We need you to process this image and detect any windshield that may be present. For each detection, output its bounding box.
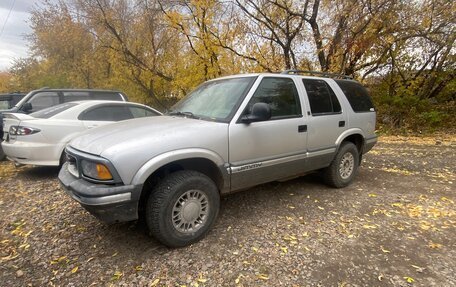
[170,76,256,122]
[30,102,79,119]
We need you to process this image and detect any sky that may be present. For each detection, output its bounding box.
[0,0,35,71]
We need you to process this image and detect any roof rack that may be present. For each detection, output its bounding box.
[281,70,353,80]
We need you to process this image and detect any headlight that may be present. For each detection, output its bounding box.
[81,160,113,180]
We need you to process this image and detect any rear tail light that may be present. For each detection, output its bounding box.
[9,126,41,136]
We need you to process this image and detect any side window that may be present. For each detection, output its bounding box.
[129,106,159,118]
[79,105,134,121]
[92,92,123,101]
[303,79,341,115]
[335,80,374,112]
[28,92,60,111]
[246,77,301,119]
[0,100,9,109]
[63,91,90,102]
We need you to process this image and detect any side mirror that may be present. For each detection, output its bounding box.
[241,102,271,124]
[22,102,32,113]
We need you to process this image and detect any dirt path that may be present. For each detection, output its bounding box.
[0,136,455,287]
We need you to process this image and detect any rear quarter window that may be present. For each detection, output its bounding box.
[335,80,374,112]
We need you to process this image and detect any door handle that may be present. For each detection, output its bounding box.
[298,125,307,133]
[339,121,345,127]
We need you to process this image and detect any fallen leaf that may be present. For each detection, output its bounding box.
[404,276,415,283]
[135,265,143,271]
[150,278,160,286]
[71,266,78,274]
[411,265,425,273]
[363,224,377,229]
[428,242,442,249]
[197,275,207,283]
[380,246,390,253]
[256,274,269,280]
[112,271,123,281]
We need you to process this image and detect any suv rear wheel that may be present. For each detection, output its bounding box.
[146,170,220,247]
[323,142,359,188]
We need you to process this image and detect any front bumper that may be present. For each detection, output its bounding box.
[59,163,143,224]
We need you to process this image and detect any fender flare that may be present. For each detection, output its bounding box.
[335,128,365,151]
[131,148,227,186]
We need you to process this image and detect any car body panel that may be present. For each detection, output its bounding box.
[69,116,229,184]
[1,101,161,166]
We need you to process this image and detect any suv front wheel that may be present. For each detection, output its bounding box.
[146,170,220,247]
[323,142,359,188]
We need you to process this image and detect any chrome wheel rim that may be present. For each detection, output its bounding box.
[172,190,209,233]
[339,152,354,179]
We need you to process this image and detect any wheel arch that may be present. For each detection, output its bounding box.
[335,129,365,154]
[133,149,228,219]
[132,148,229,191]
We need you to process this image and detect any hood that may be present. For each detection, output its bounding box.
[69,115,229,164]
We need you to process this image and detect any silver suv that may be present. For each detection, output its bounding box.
[59,71,377,247]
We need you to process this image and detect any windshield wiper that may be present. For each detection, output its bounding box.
[168,110,199,119]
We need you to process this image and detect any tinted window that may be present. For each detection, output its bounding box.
[31,103,79,119]
[247,77,301,119]
[335,80,374,112]
[0,100,9,109]
[28,92,60,111]
[303,79,341,115]
[63,91,90,102]
[129,106,159,118]
[92,92,123,101]
[79,105,134,121]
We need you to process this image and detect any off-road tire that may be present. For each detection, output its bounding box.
[146,170,220,247]
[323,142,359,188]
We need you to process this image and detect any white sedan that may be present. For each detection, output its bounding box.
[1,101,161,166]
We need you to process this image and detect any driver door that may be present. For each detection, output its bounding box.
[229,77,308,191]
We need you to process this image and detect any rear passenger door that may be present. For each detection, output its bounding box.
[302,79,347,165]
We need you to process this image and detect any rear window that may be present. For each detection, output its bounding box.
[0,99,9,109]
[335,80,374,112]
[62,91,90,102]
[92,92,124,101]
[30,103,79,119]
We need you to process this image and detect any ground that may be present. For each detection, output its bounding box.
[0,136,455,287]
